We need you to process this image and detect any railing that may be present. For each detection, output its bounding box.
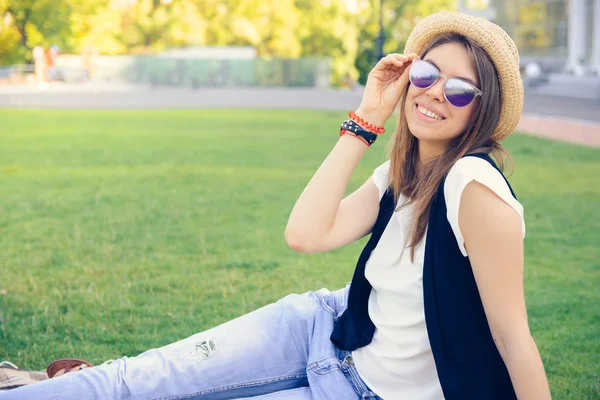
[0,64,35,82]
[124,57,330,88]
[34,56,332,88]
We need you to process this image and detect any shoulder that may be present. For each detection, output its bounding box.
[445,156,508,191]
[444,156,518,207]
[443,156,525,256]
[372,160,391,201]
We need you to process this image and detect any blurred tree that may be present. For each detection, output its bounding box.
[75,2,127,55]
[75,0,203,54]
[295,0,359,86]
[192,0,301,57]
[1,0,74,62]
[0,9,22,65]
[515,2,549,54]
[0,0,457,85]
[68,0,111,51]
[355,0,456,84]
[355,0,380,85]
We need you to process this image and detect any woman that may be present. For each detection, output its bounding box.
[1,12,551,400]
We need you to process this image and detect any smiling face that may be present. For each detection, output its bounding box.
[404,42,480,156]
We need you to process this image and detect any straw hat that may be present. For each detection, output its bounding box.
[404,12,524,141]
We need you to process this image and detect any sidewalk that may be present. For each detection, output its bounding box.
[1,84,599,148]
[517,115,600,148]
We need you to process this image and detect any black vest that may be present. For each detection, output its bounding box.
[330,154,517,400]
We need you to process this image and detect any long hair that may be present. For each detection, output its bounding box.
[387,33,512,259]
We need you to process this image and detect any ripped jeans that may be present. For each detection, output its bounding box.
[1,285,382,400]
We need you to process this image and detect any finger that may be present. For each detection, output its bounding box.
[390,59,404,68]
[385,55,405,70]
[389,53,420,70]
[393,65,412,93]
[371,54,415,77]
[375,54,403,70]
[390,53,409,61]
[388,57,415,75]
[53,368,66,377]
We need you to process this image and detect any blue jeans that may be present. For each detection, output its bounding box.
[1,285,381,399]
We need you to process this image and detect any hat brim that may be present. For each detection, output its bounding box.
[404,12,523,141]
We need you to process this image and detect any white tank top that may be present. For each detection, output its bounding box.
[352,157,526,400]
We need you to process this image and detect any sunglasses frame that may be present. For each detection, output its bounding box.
[409,59,483,108]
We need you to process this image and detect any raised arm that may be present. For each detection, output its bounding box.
[284,135,380,254]
[285,53,419,254]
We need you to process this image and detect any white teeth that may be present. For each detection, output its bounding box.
[417,105,443,120]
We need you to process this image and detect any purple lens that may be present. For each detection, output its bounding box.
[409,60,439,89]
[444,78,476,107]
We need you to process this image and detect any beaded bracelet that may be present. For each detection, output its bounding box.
[349,111,386,134]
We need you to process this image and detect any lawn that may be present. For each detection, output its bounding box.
[0,109,598,398]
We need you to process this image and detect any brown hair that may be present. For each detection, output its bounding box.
[387,33,512,259]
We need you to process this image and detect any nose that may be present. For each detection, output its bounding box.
[426,76,446,103]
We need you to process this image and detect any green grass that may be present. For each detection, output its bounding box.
[0,109,598,398]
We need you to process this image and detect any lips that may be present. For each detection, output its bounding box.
[414,104,446,124]
[416,103,446,120]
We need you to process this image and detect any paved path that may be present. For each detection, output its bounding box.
[1,84,599,148]
[0,85,365,111]
[517,115,600,147]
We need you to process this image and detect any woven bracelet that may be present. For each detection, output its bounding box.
[348,111,385,134]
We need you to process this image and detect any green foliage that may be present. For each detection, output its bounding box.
[0,0,455,84]
[1,0,74,60]
[0,17,22,65]
[354,0,457,85]
[195,0,302,57]
[295,0,359,86]
[0,109,598,399]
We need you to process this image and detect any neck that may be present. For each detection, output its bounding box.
[418,139,448,164]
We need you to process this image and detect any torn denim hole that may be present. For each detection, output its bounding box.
[181,339,218,363]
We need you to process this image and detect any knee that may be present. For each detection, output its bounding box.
[275,292,320,325]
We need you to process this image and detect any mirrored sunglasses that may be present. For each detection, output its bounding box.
[409,59,483,108]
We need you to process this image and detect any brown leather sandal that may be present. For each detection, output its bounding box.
[46,358,93,378]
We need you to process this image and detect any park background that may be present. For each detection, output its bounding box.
[0,0,599,399]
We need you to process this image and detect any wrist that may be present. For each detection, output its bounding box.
[354,107,388,129]
[339,131,371,148]
[340,119,378,147]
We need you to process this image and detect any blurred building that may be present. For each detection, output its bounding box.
[459,0,600,100]
[159,47,257,60]
[458,0,600,75]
